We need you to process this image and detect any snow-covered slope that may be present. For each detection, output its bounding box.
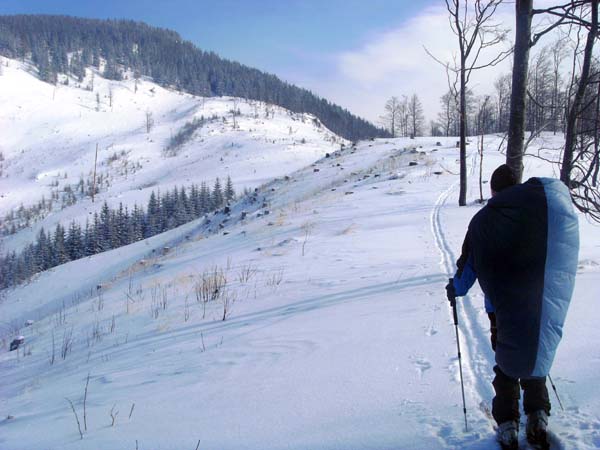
[1,129,599,449]
[0,57,344,252]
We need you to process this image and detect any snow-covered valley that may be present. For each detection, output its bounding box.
[1,58,600,450]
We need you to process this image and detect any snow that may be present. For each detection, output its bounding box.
[0,58,344,253]
[1,60,600,449]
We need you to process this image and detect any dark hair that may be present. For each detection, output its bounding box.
[491,164,517,193]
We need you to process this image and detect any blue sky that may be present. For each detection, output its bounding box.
[0,1,435,71]
[0,0,508,123]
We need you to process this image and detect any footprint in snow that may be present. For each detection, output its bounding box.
[425,325,438,337]
[577,258,599,272]
[410,355,432,377]
[428,417,484,448]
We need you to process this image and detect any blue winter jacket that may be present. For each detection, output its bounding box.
[452,178,579,378]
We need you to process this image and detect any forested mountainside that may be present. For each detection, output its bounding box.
[0,15,388,141]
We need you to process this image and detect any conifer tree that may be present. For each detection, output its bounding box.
[190,184,199,216]
[66,221,83,260]
[92,212,102,253]
[83,219,94,256]
[199,182,210,214]
[114,203,129,247]
[146,191,160,237]
[175,187,190,226]
[35,227,50,271]
[212,178,224,209]
[53,223,69,265]
[98,202,112,251]
[225,176,235,203]
[131,204,145,242]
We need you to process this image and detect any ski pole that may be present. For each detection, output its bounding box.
[548,373,564,411]
[449,279,468,432]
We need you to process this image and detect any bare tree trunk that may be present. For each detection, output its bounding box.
[430,1,509,204]
[479,133,484,201]
[92,143,98,203]
[561,0,598,186]
[594,81,600,186]
[550,41,565,135]
[506,0,533,183]
[478,96,490,203]
[459,65,468,206]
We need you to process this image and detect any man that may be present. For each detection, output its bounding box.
[446,165,579,449]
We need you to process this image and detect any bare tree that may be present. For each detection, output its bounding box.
[110,404,118,426]
[408,94,425,137]
[398,95,410,137]
[561,0,598,184]
[439,86,478,137]
[566,72,600,222]
[301,222,314,256]
[550,39,568,134]
[380,96,402,137]
[83,373,90,431]
[66,398,84,440]
[494,73,512,132]
[439,90,459,137]
[527,48,553,133]
[477,96,493,202]
[560,0,600,221]
[92,143,98,203]
[430,0,511,205]
[505,1,600,220]
[506,0,587,181]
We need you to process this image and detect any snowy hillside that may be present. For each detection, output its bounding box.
[1,128,599,449]
[0,56,344,253]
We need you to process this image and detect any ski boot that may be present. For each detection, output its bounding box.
[497,420,519,449]
[526,410,549,449]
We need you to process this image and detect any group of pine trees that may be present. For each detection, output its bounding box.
[0,15,388,141]
[0,178,235,290]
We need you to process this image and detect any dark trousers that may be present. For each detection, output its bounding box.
[492,365,551,425]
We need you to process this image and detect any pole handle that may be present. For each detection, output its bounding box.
[448,279,459,324]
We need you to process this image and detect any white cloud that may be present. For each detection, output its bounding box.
[338,8,456,86]
[283,1,574,130]
[292,3,517,126]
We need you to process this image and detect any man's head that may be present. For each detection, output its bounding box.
[490,164,517,196]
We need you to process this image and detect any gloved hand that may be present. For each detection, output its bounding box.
[446,278,456,306]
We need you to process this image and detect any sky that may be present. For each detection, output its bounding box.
[0,1,531,126]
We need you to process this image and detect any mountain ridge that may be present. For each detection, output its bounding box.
[0,14,389,141]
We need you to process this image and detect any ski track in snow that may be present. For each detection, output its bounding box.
[430,160,498,448]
